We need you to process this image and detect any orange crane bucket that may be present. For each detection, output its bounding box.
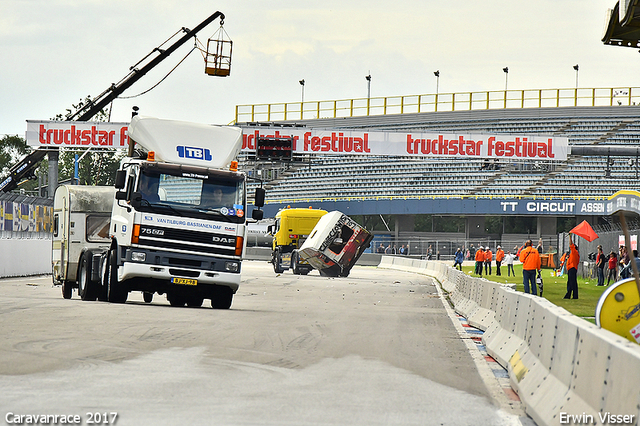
[205,26,232,77]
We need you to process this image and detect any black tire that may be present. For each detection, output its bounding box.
[106,248,127,303]
[62,281,73,299]
[291,251,300,275]
[211,286,233,309]
[186,295,204,308]
[143,292,153,303]
[273,251,284,274]
[167,291,186,307]
[78,251,98,301]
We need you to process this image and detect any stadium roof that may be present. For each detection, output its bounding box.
[603,0,640,48]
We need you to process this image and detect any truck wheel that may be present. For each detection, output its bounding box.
[291,251,300,275]
[106,249,127,303]
[78,251,98,301]
[167,291,186,307]
[186,295,203,308]
[211,286,233,309]
[143,292,153,303]
[273,251,284,274]
[62,281,73,299]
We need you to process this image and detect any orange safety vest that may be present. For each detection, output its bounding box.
[519,246,541,271]
[496,249,505,262]
[567,243,580,269]
[484,250,493,261]
[475,250,484,262]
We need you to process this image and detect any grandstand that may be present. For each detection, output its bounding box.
[240,104,640,203]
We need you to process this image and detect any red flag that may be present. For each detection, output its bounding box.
[570,220,599,242]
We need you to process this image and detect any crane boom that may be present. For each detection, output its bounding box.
[1,11,226,194]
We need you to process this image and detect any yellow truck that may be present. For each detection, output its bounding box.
[269,207,327,274]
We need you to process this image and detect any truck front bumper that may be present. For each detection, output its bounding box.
[118,247,241,292]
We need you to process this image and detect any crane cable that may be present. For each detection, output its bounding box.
[118,41,198,100]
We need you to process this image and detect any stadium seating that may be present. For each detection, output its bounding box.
[241,106,640,202]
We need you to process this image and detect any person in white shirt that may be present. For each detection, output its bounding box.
[504,251,516,277]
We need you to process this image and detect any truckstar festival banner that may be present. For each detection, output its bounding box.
[25,121,569,161]
[26,121,129,149]
[241,127,569,161]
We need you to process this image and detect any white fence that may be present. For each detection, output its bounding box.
[0,238,51,277]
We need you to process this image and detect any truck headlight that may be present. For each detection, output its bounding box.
[225,261,239,272]
[131,251,146,262]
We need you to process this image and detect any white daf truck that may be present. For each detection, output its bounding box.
[52,116,265,309]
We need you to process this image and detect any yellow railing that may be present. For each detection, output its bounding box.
[235,87,640,123]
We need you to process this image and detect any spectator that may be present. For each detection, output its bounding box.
[595,245,606,286]
[563,235,580,299]
[495,245,504,276]
[620,246,630,279]
[377,243,385,254]
[606,250,618,286]
[504,250,516,277]
[474,246,484,276]
[621,249,640,280]
[484,247,493,275]
[519,239,541,295]
[453,248,464,271]
[536,238,543,254]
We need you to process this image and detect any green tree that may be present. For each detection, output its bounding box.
[0,134,43,193]
[0,135,30,176]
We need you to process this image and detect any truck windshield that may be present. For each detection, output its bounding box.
[137,168,245,223]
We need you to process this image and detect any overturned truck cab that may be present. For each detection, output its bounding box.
[298,211,373,277]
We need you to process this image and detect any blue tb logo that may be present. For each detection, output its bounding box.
[176,146,212,161]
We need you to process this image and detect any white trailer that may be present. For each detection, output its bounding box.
[52,185,115,300]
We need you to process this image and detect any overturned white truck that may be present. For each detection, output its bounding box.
[298,211,373,277]
[52,116,265,309]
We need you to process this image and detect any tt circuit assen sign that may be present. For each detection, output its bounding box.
[241,127,569,161]
[26,121,129,148]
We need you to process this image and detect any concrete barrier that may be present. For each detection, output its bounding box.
[0,238,51,278]
[378,255,640,426]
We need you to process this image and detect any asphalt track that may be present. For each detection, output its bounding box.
[0,262,535,426]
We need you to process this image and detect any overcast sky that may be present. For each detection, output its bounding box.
[0,0,635,137]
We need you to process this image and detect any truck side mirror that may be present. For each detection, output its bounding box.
[252,209,264,221]
[114,170,126,189]
[254,188,265,208]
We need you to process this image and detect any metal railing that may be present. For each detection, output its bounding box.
[235,86,640,123]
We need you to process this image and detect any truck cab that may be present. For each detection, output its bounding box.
[269,207,327,274]
[52,116,265,309]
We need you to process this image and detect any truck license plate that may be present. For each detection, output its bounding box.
[172,277,197,286]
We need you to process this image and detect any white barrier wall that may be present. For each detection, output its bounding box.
[0,238,51,277]
[379,256,640,426]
